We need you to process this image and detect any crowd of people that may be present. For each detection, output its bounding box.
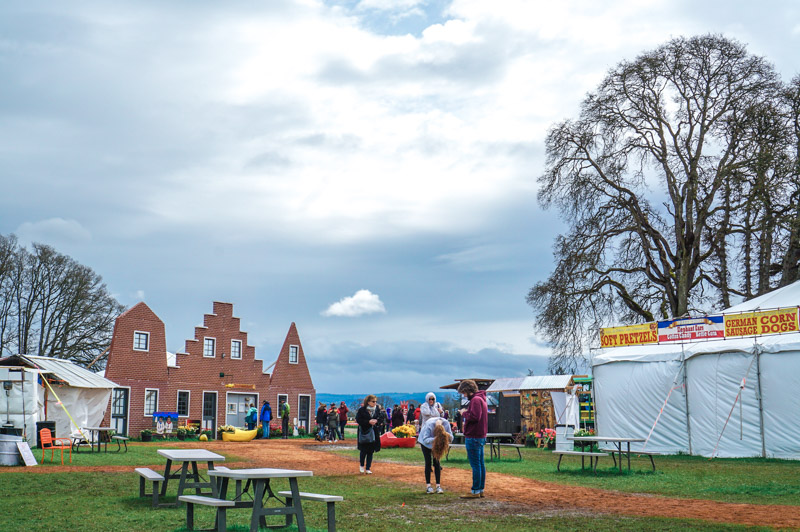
[351,381,488,498]
[241,383,489,499]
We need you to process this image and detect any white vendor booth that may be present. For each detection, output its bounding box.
[592,280,800,459]
[0,354,118,448]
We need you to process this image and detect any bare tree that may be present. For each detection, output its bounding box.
[0,235,124,367]
[528,35,788,372]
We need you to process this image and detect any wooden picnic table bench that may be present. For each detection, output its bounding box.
[278,491,343,532]
[553,450,609,475]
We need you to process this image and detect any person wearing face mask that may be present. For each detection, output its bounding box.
[355,395,383,474]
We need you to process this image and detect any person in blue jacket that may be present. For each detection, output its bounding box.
[260,400,272,439]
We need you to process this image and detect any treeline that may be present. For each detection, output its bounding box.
[0,233,124,367]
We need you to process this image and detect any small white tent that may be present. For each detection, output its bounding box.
[592,280,800,459]
[0,355,118,447]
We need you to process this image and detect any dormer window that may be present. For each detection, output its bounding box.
[203,337,216,358]
[289,345,299,364]
[133,331,149,352]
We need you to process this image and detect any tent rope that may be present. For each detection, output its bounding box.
[642,355,686,451]
[710,352,758,459]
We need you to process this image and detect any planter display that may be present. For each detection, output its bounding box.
[140,432,152,442]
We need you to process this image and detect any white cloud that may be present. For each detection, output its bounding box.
[322,289,387,317]
[133,290,145,301]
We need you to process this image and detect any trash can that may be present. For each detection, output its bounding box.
[36,421,56,448]
[0,433,23,466]
[555,424,575,451]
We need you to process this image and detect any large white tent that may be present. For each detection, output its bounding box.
[592,280,800,459]
[0,355,118,448]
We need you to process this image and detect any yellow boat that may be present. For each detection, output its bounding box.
[221,429,257,442]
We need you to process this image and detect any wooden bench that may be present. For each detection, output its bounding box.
[135,467,165,508]
[277,491,343,532]
[178,495,235,532]
[445,443,466,460]
[494,443,524,461]
[112,435,129,452]
[553,450,609,475]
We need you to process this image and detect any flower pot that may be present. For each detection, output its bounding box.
[141,432,152,442]
[177,433,186,440]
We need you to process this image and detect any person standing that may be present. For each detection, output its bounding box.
[280,399,290,439]
[316,402,328,441]
[260,400,272,439]
[327,403,339,443]
[391,404,405,430]
[355,395,382,474]
[417,417,453,494]
[406,403,416,424]
[419,392,443,426]
[454,409,463,433]
[458,379,487,499]
[337,401,349,440]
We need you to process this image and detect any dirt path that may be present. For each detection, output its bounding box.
[8,439,799,529]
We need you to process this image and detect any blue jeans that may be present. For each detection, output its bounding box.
[465,437,486,493]
[262,421,270,438]
[338,420,347,439]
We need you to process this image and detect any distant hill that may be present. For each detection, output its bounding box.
[316,391,459,408]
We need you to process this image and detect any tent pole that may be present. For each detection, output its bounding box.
[682,347,693,456]
[755,342,766,458]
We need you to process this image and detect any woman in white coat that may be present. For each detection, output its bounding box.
[419,392,444,427]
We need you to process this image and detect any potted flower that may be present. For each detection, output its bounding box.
[177,427,187,441]
[525,431,537,447]
[140,429,153,442]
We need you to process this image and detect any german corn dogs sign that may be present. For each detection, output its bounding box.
[724,308,799,337]
[600,307,800,346]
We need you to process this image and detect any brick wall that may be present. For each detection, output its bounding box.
[103,301,316,437]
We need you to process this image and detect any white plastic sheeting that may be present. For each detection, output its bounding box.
[0,369,40,446]
[591,279,800,458]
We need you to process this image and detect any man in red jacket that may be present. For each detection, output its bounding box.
[457,379,487,498]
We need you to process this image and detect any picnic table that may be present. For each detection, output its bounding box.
[73,426,113,453]
[207,467,313,532]
[486,433,518,461]
[567,436,655,473]
[157,449,226,505]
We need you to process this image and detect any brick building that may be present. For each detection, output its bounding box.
[103,301,315,437]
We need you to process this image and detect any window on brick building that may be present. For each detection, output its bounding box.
[177,390,190,417]
[231,340,242,360]
[289,345,299,364]
[144,389,158,416]
[203,337,216,357]
[133,331,149,351]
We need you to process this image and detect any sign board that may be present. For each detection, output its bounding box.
[724,308,799,338]
[599,322,658,347]
[658,315,724,343]
[16,441,38,466]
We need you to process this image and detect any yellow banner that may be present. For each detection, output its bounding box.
[724,308,799,337]
[599,322,658,347]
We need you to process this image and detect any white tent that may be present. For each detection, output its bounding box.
[0,355,118,447]
[592,280,800,459]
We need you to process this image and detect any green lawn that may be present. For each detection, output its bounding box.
[0,471,772,532]
[0,441,795,531]
[333,445,800,506]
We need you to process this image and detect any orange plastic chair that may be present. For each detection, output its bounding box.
[40,428,72,465]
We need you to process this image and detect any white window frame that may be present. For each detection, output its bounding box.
[111,386,131,436]
[297,393,311,431]
[144,388,159,417]
[202,390,218,433]
[231,339,242,360]
[289,345,299,364]
[133,331,150,352]
[177,390,191,418]
[203,337,216,358]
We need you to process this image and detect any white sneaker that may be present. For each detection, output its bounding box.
[436,486,444,494]
[359,466,365,473]
[365,470,373,474]
[426,486,434,494]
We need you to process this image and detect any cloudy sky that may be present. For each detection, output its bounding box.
[2,1,799,393]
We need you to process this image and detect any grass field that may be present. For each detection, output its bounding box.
[334,445,800,506]
[0,441,796,531]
